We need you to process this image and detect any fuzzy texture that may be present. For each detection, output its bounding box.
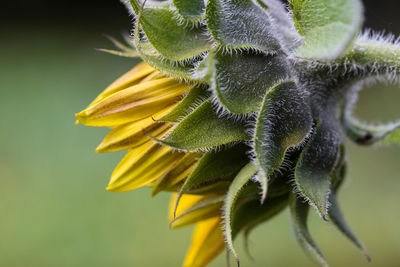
[78,0,400,266]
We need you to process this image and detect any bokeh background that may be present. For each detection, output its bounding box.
[1,1,400,266]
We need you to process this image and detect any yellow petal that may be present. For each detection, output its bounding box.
[152,153,201,195]
[107,142,185,192]
[96,106,175,153]
[183,217,226,267]
[76,78,191,127]
[168,193,205,222]
[89,62,155,106]
[140,71,164,82]
[168,193,223,229]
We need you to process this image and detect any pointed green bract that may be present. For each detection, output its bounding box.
[159,85,211,123]
[343,116,400,145]
[290,0,363,60]
[172,0,205,23]
[295,118,342,218]
[206,0,280,52]
[328,194,370,260]
[191,53,215,84]
[130,0,209,61]
[289,193,328,267]
[327,151,370,260]
[161,100,250,151]
[133,14,198,80]
[223,163,258,262]
[213,52,289,114]
[179,144,250,194]
[174,144,250,217]
[233,193,289,239]
[136,41,196,79]
[254,80,312,202]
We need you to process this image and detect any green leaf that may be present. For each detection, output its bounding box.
[192,53,215,84]
[342,116,400,145]
[130,0,209,61]
[223,163,258,263]
[161,100,250,151]
[233,193,289,239]
[181,144,250,192]
[289,193,328,267]
[172,0,205,23]
[213,51,289,114]
[289,0,363,60]
[173,144,250,216]
[206,0,280,52]
[295,118,342,218]
[257,0,301,52]
[133,14,199,80]
[254,80,312,202]
[159,85,211,123]
[171,195,225,228]
[136,39,198,80]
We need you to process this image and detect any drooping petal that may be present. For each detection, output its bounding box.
[168,193,224,229]
[169,193,204,222]
[152,153,201,196]
[76,78,192,127]
[107,142,185,192]
[89,62,155,106]
[96,106,175,153]
[183,217,225,267]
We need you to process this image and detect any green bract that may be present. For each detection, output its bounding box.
[114,0,400,265]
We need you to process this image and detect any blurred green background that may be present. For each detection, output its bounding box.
[1,1,399,266]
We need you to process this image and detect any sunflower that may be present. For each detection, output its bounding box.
[76,0,400,266]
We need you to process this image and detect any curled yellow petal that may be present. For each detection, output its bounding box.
[107,142,185,192]
[96,106,175,153]
[76,78,191,127]
[89,62,155,106]
[183,217,226,267]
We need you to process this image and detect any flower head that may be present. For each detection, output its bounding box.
[77,0,400,266]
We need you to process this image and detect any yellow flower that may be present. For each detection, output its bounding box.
[76,62,225,266]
